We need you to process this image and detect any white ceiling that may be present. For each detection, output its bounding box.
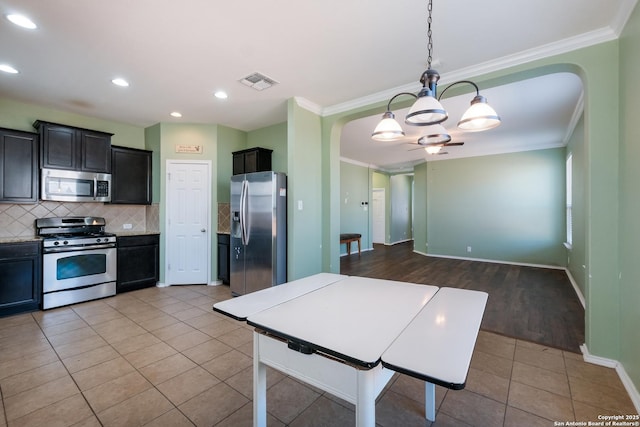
[0,0,636,169]
[341,72,585,170]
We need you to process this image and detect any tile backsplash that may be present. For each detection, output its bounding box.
[0,202,160,238]
[217,203,230,233]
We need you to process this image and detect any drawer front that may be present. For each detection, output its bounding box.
[117,234,159,248]
[0,242,40,258]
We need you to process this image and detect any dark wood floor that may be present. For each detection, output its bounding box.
[340,242,585,353]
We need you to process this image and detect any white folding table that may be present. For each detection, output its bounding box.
[213,274,487,427]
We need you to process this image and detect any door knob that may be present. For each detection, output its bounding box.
[201,228,206,232]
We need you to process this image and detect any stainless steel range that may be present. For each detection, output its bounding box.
[36,216,117,309]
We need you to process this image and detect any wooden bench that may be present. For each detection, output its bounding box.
[340,233,361,256]
[381,287,488,422]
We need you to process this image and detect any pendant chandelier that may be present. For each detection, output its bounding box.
[371,0,501,144]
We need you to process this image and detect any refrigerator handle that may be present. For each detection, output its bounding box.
[240,179,249,245]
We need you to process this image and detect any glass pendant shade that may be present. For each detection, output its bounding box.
[405,91,448,126]
[417,124,451,145]
[371,111,405,141]
[425,145,442,154]
[457,95,501,131]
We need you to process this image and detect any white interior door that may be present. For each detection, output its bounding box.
[166,161,211,285]
[372,188,385,244]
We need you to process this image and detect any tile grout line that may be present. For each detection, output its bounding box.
[29,310,104,426]
[0,382,7,427]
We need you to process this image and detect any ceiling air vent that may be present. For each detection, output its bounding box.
[239,72,278,91]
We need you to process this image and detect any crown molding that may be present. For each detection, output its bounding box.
[339,156,419,174]
[294,96,323,115]
[612,0,640,36]
[563,91,585,145]
[323,26,618,117]
[340,156,381,170]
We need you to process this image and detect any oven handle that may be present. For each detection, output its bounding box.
[44,243,116,253]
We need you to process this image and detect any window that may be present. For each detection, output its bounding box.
[566,154,572,247]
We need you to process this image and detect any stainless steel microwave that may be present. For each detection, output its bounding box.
[41,168,111,202]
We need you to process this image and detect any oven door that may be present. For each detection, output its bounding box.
[43,247,116,293]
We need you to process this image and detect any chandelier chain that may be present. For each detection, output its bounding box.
[427,0,433,69]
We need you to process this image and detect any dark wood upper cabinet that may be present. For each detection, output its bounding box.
[81,130,112,172]
[34,120,112,173]
[0,127,39,203]
[110,145,152,205]
[232,147,272,175]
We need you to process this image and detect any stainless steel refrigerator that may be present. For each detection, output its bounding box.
[230,171,287,296]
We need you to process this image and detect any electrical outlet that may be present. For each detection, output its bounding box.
[123,223,133,230]
[466,246,472,253]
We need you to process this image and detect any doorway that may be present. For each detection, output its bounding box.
[166,160,211,285]
[372,188,385,244]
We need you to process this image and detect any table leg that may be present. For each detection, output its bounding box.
[356,369,375,427]
[425,382,435,421]
[253,332,267,427]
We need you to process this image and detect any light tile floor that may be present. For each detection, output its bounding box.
[0,285,637,426]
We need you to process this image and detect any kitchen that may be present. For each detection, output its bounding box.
[1,0,640,424]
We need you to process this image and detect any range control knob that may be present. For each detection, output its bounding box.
[53,241,60,246]
[63,240,68,245]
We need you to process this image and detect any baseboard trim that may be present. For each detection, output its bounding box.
[412,245,638,413]
[581,344,640,413]
[413,250,566,270]
[340,247,373,257]
[564,268,586,308]
[413,249,586,308]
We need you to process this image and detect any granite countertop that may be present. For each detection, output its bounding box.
[114,231,160,237]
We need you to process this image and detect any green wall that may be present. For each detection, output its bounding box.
[0,97,144,148]
[321,39,627,382]
[154,123,218,284]
[287,99,323,279]
[413,162,428,254]
[619,0,640,392]
[566,114,587,297]
[247,122,288,174]
[340,161,371,255]
[426,149,566,265]
[216,125,246,203]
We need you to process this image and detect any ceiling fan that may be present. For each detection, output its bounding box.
[407,136,465,155]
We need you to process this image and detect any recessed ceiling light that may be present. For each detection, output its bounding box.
[111,78,129,87]
[170,112,182,118]
[214,91,228,99]
[6,14,37,29]
[0,64,19,74]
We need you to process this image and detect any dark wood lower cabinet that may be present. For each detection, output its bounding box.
[0,241,42,317]
[217,233,230,284]
[117,234,159,293]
